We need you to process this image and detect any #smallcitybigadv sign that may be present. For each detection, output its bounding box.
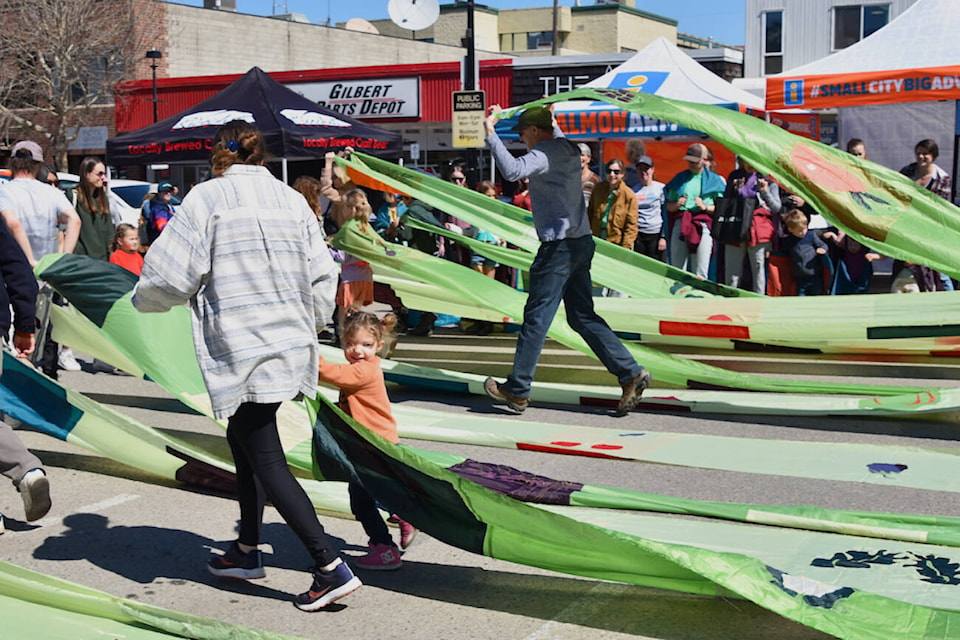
[452,90,486,149]
[289,78,420,119]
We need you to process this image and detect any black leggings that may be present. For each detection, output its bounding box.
[226,402,337,567]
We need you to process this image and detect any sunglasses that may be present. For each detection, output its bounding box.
[607,169,623,175]
[452,176,466,183]
[95,171,106,177]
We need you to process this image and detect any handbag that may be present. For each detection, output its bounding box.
[712,194,755,245]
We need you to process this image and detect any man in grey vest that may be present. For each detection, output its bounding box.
[482,105,651,416]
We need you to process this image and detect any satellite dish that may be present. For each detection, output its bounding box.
[388,0,439,32]
[345,17,380,34]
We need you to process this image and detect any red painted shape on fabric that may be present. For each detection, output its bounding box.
[590,444,624,451]
[517,443,629,460]
[659,320,751,339]
[549,441,582,447]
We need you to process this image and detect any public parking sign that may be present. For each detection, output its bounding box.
[452,90,486,149]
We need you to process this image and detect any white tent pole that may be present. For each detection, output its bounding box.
[282,158,289,184]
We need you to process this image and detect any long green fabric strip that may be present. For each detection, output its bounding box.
[343,152,960,357]
[372,254,960,356]
[0,560,307,640]
[333,219,932,395]
[499,88,960,279]
[311,395,960,640]
[343,152,743,300]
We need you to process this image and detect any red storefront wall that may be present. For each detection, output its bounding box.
[115,60,514,132]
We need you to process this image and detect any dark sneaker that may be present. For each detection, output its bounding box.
[207,541,266,579]
[617,370,652,416]
[295,561,362,611]
[19,468,51,522]
[408,312,437,337]
[483,377,529,414]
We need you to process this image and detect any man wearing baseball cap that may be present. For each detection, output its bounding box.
[0,141,81,380]
[145,180,178,245]
[664,142,725,279]
[482,104,651,417]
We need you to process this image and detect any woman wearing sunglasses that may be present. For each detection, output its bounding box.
[69,156,113,261]
[586,158,638,298]
[587,158,638,253]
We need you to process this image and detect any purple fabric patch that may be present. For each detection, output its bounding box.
[448,459,583,505]
[867,463,908,475]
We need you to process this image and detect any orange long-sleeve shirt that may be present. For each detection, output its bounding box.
[318,356,398,444]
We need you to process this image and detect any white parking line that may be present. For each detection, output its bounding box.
[32,493,140,528]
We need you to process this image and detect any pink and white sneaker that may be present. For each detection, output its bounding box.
[356,543,402,571]
[398,519,418,549]
[388,514,419,550]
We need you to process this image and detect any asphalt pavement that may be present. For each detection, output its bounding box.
[5,331,960,640]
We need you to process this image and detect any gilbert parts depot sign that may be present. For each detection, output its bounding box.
[289,78,420,119]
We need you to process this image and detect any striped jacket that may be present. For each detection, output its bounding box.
[132,164,338,419]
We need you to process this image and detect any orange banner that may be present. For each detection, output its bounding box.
[766,65,960,110]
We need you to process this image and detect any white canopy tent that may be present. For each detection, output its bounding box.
[553,36,764,138]
[498,37,765,140]
[763,0,959,189]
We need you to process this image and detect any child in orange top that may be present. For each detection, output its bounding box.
[108,223,144,275]
[318,311,416,570]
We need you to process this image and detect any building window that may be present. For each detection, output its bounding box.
[500,33,521,51]
[762,10,783,75]
[834,4,889,50]
[501,31,562,52]
[527,31,554,50]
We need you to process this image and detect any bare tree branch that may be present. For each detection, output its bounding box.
[0,0,158,168]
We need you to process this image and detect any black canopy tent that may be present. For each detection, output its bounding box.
[106,67,402,180]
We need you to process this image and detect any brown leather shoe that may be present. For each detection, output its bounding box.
[483,377,529,414]
[617,370,652,416]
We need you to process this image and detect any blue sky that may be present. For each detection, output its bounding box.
[172,0,746,46]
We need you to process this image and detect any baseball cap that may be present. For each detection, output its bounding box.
[158,181,175,192]
[512,107,553,132]
[683,143,706,163]
[635,155,654,168]
[11,140,44,163]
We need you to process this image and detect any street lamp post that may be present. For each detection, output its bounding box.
[145,49,163,122]
[460,0,479,183]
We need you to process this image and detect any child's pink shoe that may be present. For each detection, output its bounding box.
[356,543,402,571]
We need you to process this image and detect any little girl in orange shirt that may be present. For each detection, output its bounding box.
[108,223,144,275]
[318,311,416,570]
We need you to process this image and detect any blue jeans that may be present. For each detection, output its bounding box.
[796,275,823,296]
[504,235,642,397]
